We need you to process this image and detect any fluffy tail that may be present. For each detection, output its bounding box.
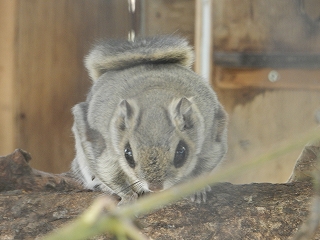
[85,35,194,81]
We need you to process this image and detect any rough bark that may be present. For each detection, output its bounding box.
[0,149,84,192]
[0,148,319,240]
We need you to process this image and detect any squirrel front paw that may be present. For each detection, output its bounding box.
[188,185,211,204]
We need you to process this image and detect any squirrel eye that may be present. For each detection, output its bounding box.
[124,144,135,168]
[173,141,188,168]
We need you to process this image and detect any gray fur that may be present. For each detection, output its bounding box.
[85,35,194,81]
[71,36,228,204]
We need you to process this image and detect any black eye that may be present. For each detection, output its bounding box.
[174,141,188,168]
[124,144,135,168]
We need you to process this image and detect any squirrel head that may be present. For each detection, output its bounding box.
[110,96,205,193]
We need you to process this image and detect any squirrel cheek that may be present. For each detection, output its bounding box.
[162,179,175,190]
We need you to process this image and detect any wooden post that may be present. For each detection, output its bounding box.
[0,0,17,156]
[194,0,213,83]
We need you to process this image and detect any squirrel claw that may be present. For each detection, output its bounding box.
[188,185,211,203]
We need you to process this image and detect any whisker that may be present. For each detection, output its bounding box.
[116,180,141,195]
[135,181,146,194]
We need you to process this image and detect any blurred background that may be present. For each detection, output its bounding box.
[0,0,320,183]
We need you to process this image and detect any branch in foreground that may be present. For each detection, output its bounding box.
[0,181,316,239]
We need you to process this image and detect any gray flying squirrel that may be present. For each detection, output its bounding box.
[71,35,228,205]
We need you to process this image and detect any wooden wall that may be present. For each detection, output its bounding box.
[16,0,130,173]
[143,0,195,44]
[0,1,16,161]
[1,0,131,172]
[0,0,195,173]
[212,0,320,183]
[1,0,319,184]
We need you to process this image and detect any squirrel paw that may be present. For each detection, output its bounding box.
[188,185,211,204]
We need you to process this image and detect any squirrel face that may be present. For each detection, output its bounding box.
[110,96,205,194]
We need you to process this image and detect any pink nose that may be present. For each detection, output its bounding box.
[148,183,163,192]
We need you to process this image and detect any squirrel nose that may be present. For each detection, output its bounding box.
[148,182,163,192]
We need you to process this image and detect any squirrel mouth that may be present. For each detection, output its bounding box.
[148,182,164,192]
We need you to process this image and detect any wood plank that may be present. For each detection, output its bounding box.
[215,67,320,90]
[194,0,213,83]
[213,87,320,184]
[144,0,195,44]
[15,0,129,173]
[212,0,320,52]
[211,0,320,183]
[0,0,17,156]
[194,0,202,74]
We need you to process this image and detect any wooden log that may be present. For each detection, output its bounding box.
[0,149,83,192]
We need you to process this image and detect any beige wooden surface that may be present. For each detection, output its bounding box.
[17,0,132,173]
[0,0,195,173]
[212,0,320,183]
[216,68,320,90]
[216,89,320,183]
[144,0,195,44]
[212,0,320,52]
[0,0,133,172]
[0,0,17,157]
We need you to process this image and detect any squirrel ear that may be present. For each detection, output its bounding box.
[118,99,137,129]
[214,105,228,143]
[171,97,194,130]
[119,99,134,119]
[72,102,106,161]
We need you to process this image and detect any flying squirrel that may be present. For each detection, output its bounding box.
[71,35,228,205]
